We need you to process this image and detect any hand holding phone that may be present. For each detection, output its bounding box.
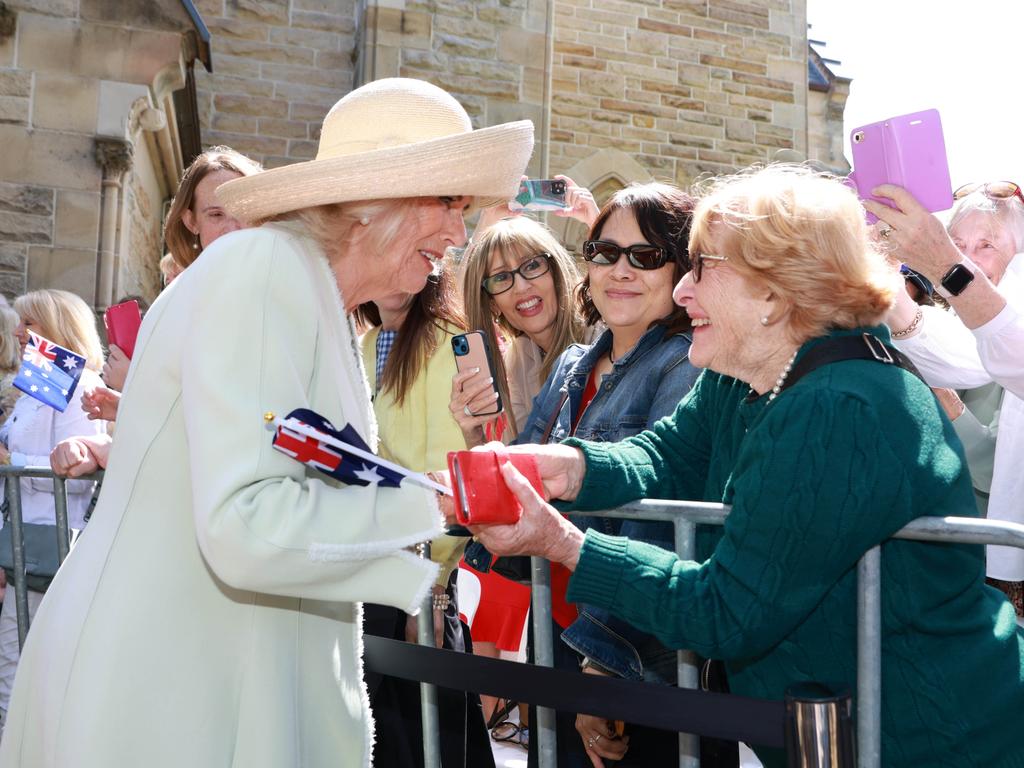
[451,331,503,417]
[508,179,570,212]
[103,300,142,359]
[847,108,953,223]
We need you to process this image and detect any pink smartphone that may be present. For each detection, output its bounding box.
[847,109,953,223]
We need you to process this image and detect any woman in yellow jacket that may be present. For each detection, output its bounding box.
[357,269,494,768]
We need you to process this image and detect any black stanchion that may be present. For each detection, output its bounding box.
[785,682,855,768]
[364,635,787,749]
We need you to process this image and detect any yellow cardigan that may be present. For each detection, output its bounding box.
[361,322,468,585]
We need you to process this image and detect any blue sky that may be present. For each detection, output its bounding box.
[806,0,1023,187]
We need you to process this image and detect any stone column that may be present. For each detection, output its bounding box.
[94,138,133,312]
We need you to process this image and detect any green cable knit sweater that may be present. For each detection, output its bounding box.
[564,327,1024,768]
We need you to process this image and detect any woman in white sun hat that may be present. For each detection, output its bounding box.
[0,78,533,768]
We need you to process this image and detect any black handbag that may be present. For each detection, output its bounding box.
[0,520,61,592]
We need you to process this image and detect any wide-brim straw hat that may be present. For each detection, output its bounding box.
[217,78,535,222]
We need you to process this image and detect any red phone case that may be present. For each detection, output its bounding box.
[447,446,544,526]
[103,300,142,359]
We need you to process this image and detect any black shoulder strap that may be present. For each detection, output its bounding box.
[779,333,926,397]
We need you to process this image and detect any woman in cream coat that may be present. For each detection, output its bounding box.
[0,78,532,768]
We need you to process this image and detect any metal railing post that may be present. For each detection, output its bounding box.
[531,554,557,767]
[416,542,440,768]
[856,547,881,768]
[785,682,855,767]
[51,476,71,564]
[5,477,29,649]
[674,518,700,768]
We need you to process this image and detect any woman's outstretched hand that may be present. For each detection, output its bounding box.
[470,458,586,571]
[502,443,587,502]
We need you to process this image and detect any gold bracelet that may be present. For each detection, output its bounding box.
[892,307,924,339]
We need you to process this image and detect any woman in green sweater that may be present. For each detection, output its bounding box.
[469,165,1024,767]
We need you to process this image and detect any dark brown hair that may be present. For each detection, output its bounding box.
[355,266,467,406]
[576,182,694,337]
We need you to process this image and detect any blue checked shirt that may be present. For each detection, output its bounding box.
[374,330,397,391]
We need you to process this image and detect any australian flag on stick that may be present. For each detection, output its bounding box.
[270,407,450,494]
[13,331,86,412]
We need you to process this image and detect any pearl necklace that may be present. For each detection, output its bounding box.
[766,349,799,402]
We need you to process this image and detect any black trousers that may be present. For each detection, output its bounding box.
[364,574,495,768]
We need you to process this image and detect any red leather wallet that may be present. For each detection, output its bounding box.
[446,446,543,526]
[103,300,142,359]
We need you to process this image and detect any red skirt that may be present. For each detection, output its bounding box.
[461,560,530,652]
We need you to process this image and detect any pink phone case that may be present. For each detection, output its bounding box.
[848,109,953,223]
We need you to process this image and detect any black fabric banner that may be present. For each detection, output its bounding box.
[363,636,785,748]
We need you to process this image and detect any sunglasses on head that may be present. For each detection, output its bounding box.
[953,181,1024,206]
[481,253,552,296]
[581,240,670,270]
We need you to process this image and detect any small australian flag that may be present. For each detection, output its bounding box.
[272,407,405,487]
[13,331,86,413]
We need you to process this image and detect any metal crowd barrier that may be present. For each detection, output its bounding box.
[412,500,1024,768]
[3,468,1022,768]
[0,466,103,649]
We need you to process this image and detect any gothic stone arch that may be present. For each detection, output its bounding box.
[550,148,654,250]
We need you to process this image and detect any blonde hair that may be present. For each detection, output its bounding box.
[0,304,20,376]
[159,253,183,285]
[164,146,263,270]
[13,289,104,371]
[283,198,413,272]
[459,217,585,436]
[689,165,897,342]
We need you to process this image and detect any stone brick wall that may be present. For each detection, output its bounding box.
[0,3,105,298]
[0,0,202,305]
[550,0,808,186]
[192,0,358,168]
[357,0,548,177]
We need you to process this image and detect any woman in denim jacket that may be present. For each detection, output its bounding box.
[466,183,705,767]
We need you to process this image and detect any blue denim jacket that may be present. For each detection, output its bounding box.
[464,324,700,682]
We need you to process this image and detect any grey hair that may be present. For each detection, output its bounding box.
[947,191,1024,253]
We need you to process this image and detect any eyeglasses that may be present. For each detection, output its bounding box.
[481,253,552,296]
[692,253,729,282]
[953,181,1024,205]
[581,240,669,270]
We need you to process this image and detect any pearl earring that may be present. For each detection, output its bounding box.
[192,235,200,251]
[760,316,769,326]
[359,216,370,226]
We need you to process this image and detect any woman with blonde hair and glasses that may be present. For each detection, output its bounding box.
[0,289,106,729]
[451,215,590,444]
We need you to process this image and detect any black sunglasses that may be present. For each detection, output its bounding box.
[481,253,552,296]
[581,240,669,270]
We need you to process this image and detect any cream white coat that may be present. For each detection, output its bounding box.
[0,222,442,767]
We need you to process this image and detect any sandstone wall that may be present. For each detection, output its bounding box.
[192,0,358,168]
[0,0,200,305]
[550,0,808,187]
